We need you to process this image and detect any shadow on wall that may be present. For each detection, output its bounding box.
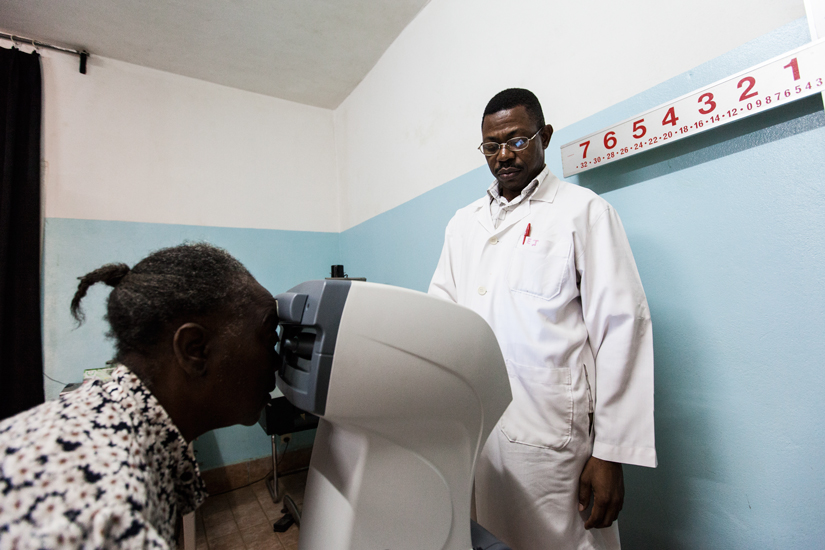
[617,236,718,549]
[572,94,825,195]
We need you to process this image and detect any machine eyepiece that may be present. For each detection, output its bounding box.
[283,332,316,360]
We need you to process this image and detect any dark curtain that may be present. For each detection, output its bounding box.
[0,46,44,421]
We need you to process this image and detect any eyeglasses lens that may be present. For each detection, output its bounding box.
[481,143,500,155]
[479,135,533,156]
[509,137,528,150]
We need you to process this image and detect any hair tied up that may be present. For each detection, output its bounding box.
[102,264,131,287]
[70,263,131,324]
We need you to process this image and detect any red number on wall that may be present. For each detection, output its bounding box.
[783,58,800,81]
[632,119,647,139]
[738,76,758,101]
[603,132,617,149]
[580,141,590,158]
[661,107,679,127]
[698,92,716,114]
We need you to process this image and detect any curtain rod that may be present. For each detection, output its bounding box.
[0,32,89,74]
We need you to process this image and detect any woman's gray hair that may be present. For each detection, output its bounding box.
[71,242,255,360]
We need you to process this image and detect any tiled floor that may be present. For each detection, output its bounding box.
[191,471,307,550]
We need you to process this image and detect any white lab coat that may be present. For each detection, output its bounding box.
[429,167,655,550]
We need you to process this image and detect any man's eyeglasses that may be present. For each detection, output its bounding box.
[478,129,542,157]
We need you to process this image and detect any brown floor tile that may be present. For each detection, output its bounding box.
[204,513,239,542]
[233,502,269,530]
[195,463,307,549]
[234,499,267,515]
[240,522,283,549]
[275,524,300,547]
[257,493,285,522]
[200,493,231,518]
[207,530,245,550]
[203,508,234,529]
[247,539,284,550]
[261,503,285,523]
[228,486,258,507]
[251,478,275,503]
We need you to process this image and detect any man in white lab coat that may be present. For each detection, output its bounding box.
[429,89,656,550]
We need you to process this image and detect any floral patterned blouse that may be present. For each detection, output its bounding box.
[0,366,206,549]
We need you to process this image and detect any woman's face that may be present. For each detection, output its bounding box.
[206,280,280,428]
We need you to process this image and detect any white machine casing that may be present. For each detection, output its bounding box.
[297,282,511,550]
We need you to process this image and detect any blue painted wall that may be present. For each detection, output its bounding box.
[43,218,339,470]
[339,19,825,548]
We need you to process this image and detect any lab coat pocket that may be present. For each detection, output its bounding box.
[508,238,570,301]
[500,361,573,450]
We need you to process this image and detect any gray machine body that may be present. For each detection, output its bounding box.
[275,279,351,416]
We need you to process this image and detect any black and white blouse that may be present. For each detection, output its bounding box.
[0,365,206,549]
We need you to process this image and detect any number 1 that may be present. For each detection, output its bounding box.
[784,58,800,81]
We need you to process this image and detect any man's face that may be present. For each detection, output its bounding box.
[481,105,552,201]
[209,280,280,427]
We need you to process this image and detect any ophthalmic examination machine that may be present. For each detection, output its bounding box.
[274,279,513,550]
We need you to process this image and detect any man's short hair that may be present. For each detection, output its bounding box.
[483,88,545,130]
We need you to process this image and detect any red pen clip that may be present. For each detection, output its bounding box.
[522,223,531,244]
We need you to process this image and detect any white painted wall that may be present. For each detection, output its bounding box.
[805,0,825,38]
[334,0,806,230]
[32,45,340,232]
[7,0,806,234]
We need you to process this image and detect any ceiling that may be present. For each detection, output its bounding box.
[0,0,431,108]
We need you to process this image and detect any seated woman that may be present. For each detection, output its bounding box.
[0,243,280,548]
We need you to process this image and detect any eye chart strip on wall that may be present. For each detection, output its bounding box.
[560,38,825,177]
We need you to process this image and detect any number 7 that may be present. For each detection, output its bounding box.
[580,141,590,158]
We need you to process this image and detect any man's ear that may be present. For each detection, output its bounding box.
[172,322,210,376]
[541,124,554,149]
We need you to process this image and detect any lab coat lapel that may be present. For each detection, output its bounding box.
[493,200,531,235]
[474,200,496,234]
[531,170,561,204]
[474,198,531,236]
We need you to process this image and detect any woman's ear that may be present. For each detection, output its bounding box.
[172,322,209,376]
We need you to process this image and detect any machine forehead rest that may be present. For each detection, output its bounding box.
[276,292,308,323]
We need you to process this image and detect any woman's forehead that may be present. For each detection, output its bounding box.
[246,280,277,312]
